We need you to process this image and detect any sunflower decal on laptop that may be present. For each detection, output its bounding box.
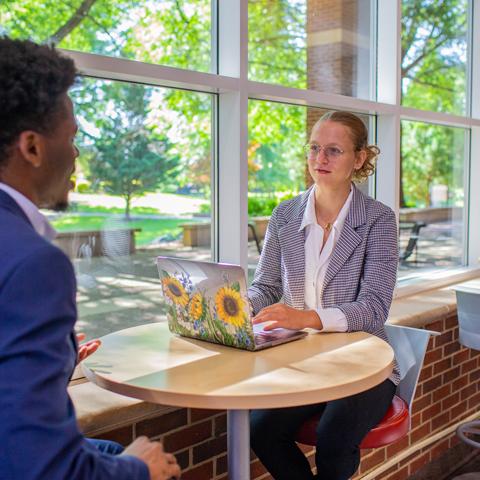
[215,286,246,327]
[159,268,253,348]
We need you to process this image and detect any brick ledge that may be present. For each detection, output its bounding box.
[70,381,178,436]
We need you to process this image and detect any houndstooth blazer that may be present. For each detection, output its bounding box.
[248,183,400,384]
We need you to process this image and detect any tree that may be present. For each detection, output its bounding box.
[1,0,211,212]
[1,0,468,211]
[77,82,180,219]
[400,0,467,208]
[247,0,307,196]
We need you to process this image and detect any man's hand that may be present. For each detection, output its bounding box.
[122,437,181,480]
[76,333,101,363]
[252,304,323,331]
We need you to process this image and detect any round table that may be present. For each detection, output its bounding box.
[82,323,394,479]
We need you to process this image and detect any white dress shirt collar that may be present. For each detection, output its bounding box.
[0,183,57,241]
[299,185,353,233]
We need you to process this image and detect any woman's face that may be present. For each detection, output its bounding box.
[307,120,366,189]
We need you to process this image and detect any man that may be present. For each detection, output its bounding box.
[0,38,181,480]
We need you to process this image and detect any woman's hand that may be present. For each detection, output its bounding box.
[252,304,323,331]
[76,333,101,363]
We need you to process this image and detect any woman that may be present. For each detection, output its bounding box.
[248,111,400,480]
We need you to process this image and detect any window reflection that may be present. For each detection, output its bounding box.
[399,121,465,276]
[43,78,213,338]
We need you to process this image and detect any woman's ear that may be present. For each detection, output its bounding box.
[354,149,367,170]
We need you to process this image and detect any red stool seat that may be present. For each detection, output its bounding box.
[295,395,409,449]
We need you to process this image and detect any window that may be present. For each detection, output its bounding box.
[401,0,468,115]
[399,120,466,277]
[44,78,213,338]
[2,0,480,321]
[0,0,212,72]
[248,0,374,99]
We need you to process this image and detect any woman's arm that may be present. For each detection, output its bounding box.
[248,206,284,314]
[335,208,398,334]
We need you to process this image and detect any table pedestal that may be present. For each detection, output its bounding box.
[228,410,251,480]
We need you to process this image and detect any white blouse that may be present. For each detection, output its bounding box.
[299,186,353,332]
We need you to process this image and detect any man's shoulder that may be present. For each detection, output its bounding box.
[0,207,71,282]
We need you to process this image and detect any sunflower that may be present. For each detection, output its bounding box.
[162,277,189,307]
[189,293,204,320]
[215,286,245,327]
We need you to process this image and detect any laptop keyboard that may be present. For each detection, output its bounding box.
[254,332,273,345]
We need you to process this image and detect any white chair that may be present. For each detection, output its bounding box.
[454,286,480,350]
[454,286,480,452]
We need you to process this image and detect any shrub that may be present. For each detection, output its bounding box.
[248,193,295,217]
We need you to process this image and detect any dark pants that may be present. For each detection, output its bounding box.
[86,438,124,455]
[250,379,396,480]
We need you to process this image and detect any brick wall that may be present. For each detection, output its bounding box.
[97,313,480,479]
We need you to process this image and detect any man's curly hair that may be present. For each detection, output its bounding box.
[0,37,77,167]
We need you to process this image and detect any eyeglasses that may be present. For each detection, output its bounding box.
[303,143,345,159]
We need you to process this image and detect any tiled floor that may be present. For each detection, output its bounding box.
[448,454,480,480]
[408,443,480,480]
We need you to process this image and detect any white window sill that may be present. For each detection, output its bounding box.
[394,266,480,300]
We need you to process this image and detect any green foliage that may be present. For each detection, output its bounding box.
[401,0,467,115]
[248,192,294,217]
[248,101,307,195]
[73,81,180,218]
[1,0,469,213]
[248,197,278,217]
[248,0,306,88]
[401,0,467,207]
[0,0,211,71]
[401,121,465,208]
[1,0,212,204]
[247,1,307,195]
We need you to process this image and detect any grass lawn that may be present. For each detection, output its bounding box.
[51,215,205,246]
[70,204,161,215]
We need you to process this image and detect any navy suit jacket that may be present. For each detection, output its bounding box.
[0,190,149,480]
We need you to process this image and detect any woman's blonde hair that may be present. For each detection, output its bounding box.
[312,111,380,183]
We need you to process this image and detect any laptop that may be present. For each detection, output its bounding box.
[156,256,307,351]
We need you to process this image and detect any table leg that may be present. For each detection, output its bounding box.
[227,409,250,480]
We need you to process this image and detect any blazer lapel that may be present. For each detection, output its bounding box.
[0,189,32,227]
[324,185,366,287]
[277,189,311,309]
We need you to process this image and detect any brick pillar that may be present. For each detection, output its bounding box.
[304,0,368,188]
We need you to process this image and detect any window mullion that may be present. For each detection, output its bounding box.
[216,0,249,269]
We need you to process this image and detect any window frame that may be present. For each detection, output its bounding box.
[60,0,480,297]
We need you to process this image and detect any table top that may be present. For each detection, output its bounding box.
[82,323,394,410]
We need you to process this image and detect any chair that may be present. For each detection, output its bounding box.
[454,286,480,452]
[454,287,480,350]
[399,221,426,265]
[295,324,436,449]
[248,221,262,254]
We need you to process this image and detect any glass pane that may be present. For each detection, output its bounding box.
[399,121,465,277]
[0,0,212,72]
[247,101,373,282]
[248,0,373,99]
[401,0,468,115]
[43,79,213,338]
